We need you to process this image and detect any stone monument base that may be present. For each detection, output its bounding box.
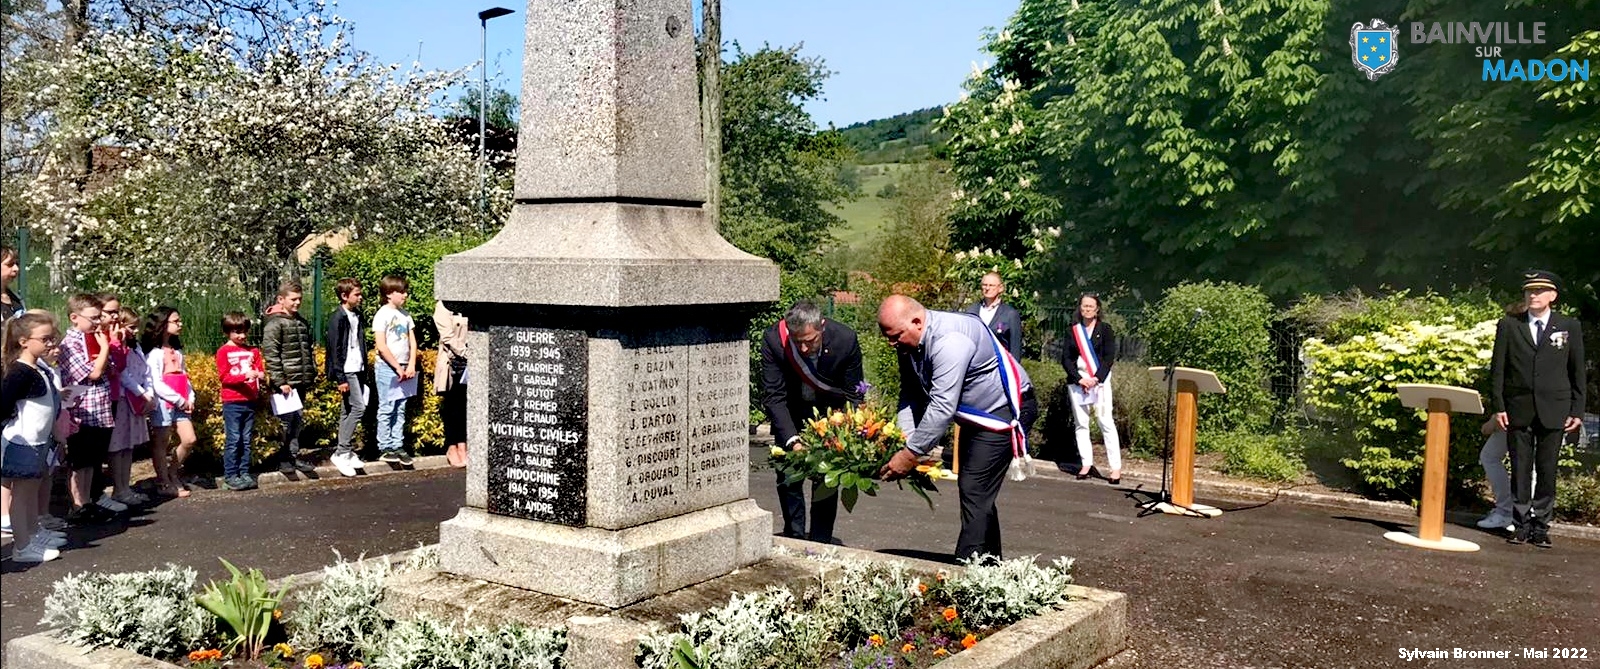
[438,500,771,609]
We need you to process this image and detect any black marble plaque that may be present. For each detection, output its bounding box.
[486,326,588,526]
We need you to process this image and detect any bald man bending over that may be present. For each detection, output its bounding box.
[877,295,1038,561]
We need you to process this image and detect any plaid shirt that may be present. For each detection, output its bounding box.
[60,328,114,428]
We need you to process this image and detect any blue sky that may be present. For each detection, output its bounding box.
[334,0,1020,127]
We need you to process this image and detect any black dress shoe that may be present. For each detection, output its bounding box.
[1107,476,1122,485]
[1531,530,1552,549]
[1507,525,1529,545]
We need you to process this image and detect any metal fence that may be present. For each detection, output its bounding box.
[1037,305,1147,365]
[8,228,327,352]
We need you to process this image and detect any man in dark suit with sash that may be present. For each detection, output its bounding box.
[759,301,865,543]
[1490,270,1586,549]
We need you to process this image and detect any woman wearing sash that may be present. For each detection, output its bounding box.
[1061,293,1121,484]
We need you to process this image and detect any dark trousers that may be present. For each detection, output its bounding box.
[776,471,839,542]
[1509,418,1564,531]
[954,391,1039,562]
[279,384,311,464]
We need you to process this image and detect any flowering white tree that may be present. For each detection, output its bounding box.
[17,7,506,302]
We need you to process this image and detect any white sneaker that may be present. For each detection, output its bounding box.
[12,536,61,563]
[1477,509,1515,531]
[96,494,129,513]
[332,452,360,477]
[38,514,68,531]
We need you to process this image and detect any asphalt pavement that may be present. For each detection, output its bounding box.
[3,454,1596,668]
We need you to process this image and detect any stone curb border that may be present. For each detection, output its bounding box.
[1024,460,1600,543]
[184,455,455,493]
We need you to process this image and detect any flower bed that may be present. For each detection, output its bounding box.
[25,547,1093,669]
[637,551,1076,669]
[34,548,565,669]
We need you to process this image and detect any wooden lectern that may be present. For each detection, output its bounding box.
[1384,384,1484,552]
[1144,366,1226,517]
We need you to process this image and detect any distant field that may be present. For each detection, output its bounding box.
[831,163,917,261]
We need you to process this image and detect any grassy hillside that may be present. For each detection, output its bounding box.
[829,108,950,270]
[839,107,945,164]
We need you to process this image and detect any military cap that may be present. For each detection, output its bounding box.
[1521,269,1561,293]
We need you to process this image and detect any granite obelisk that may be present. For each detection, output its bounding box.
[432,0,778,608]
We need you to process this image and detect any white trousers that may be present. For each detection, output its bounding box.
[1070,381,1120,470]
[1479,431,1513,516]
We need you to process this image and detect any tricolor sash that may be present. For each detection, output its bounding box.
[1072,322,1100,379]
[1071,322,1104,406]
[778,320,844,396]
[953,314,1036,481]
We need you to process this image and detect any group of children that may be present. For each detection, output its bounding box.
[1,251,427,564]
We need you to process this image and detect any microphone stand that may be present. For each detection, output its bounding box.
[1130,309,1210,518]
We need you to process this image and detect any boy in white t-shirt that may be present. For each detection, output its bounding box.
[372,275,417,465]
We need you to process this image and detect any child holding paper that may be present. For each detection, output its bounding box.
[372,275,417,465]
[262,281,318,474]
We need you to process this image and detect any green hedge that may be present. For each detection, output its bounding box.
[1141,282,1275,434]
[1302,317,1497,499]
[327,235,488,350]
[1285,290,1503,346]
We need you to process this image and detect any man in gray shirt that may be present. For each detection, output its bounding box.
[877,295,1038,561]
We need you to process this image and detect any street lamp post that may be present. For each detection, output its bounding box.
[478,6,515,223]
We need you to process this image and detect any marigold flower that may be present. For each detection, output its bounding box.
[933,648,949,658]
[868,634,884,647]
[305,654,326,669]
[902,643,917,653]
[349,663,364,669]
[962,634,978,649]
[188,649,221,662]
[943,606,958,622]
[273,608,283,620]
[274,643,295,658]
[917,582,928,594]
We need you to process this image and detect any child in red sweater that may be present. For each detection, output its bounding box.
[216,312,264,491]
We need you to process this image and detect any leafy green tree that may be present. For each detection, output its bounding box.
[941,0,1599,311]
[712,43,853,422]
[17,8,505,306]
[718,43,852,296]
[447,86,520,133]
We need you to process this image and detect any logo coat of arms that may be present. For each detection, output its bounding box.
[1351,19,1400,80]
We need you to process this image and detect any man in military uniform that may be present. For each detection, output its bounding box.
[1489,270,1586,549]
